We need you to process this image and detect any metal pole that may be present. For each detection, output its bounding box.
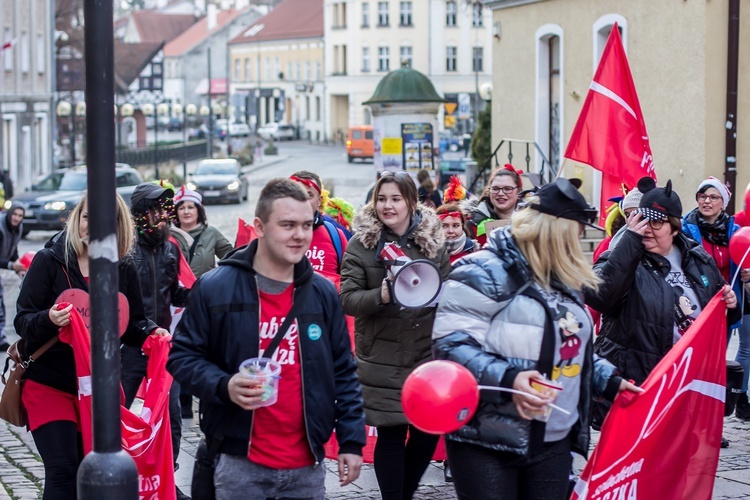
[154,106,159,179]
[71,113,76,166]
[79,0,139,495]
[725,0,740,214]
[207,47,213,159]
[183,111,188,183]
[257,39,261,132]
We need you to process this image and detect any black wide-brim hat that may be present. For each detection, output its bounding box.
[527,178,604,231]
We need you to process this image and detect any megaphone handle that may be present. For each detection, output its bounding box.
[386,277,395,305]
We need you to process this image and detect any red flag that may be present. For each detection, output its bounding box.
[235,218,257,248]
[571,294,726,500]
[58,305,94,454]
[564,24,656,223]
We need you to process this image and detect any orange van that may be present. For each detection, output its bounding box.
[346,125,374,163]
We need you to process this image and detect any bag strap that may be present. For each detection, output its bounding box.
[207,279,312,458]
[188,230,202,264]
[322,220,343,273]
[23,335,60,369]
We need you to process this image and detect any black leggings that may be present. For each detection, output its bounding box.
[373,424,439,500]
[32,420,84,500]
[446,438,572,500]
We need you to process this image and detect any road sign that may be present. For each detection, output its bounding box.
[458,93,470,119]
[444,116,456,128]
[444,103,457,115]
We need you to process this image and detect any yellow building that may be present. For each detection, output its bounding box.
[228,0,325,141]
[485,0,750,212]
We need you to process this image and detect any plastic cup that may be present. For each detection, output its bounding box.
[239,357,282,407]
[528,377,563,422]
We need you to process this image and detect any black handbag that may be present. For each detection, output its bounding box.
[191,284,309,499]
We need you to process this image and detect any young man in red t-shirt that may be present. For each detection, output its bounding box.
[289,171,348,277]
[168,179,365,499]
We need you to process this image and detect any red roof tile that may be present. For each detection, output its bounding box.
[165,8,247,57]
[229,0,323,45]
[132,11,201,44]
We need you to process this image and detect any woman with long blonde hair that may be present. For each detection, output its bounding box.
[14,191,164,499]
[432,178,642,500]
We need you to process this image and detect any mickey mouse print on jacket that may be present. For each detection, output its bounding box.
[553,304,583,380]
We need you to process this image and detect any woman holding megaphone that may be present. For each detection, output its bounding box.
[340,171,450,500]
[432,178,642,500]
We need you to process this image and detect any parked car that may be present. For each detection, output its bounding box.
[191,123,226,141]
[438,132,465,154]
[10,164,143,236]
[257,122,295,141]
[217,119,251,137]
[346,125,374,163]
[186,159,248,204]
[166,117,183,131]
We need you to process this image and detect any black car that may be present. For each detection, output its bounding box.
[10,164,143,236]
[166,118,183,132]
[186,159,248,204]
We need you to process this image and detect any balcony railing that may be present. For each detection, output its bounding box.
[470,139,558,193]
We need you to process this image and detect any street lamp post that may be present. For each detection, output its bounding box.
[184,104,196,181]
[199,104,210,158]
[142,103,155,177]
[75,102,86,164]
[56,101,72,166]
[155,103,169,178]
[120,103,134,151]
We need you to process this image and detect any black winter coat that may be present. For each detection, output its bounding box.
[167,241,366,461]
[587,230,740,385]
[14,232,156,395]
[132,239,189,329]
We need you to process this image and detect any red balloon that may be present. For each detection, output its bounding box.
[729,227,750,267]
[18,251,35,270]
[401,360,479,435]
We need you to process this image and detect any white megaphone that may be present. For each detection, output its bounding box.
[380,243,441,308]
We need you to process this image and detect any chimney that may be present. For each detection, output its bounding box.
[207,3,218,31]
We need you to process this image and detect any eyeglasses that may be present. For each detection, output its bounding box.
[697,194,722,203]
[490,186,518,195]
[647,219,667,230]
[379,170,410,179]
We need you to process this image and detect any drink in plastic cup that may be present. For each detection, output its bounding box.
[528,377,563,422]
[239,357,282,407]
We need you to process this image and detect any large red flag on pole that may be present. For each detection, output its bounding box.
[564,24,656,223]
[571,294,726,500]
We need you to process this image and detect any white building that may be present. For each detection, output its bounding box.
[0,0,53,191]
[324,0,493,139]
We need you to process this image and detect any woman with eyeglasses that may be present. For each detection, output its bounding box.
[340,171,451,500]
[587,177,740,428]
[682,177,750,422]
[467,164,523,247]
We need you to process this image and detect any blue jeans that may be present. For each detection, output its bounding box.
[736,315,750,393]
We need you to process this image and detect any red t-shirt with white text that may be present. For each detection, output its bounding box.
[306,224,347,275]
[248,284,315,469]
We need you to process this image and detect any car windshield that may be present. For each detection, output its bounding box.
[195,162,237,175]
[440,160,465,171]
[35,171,87,191]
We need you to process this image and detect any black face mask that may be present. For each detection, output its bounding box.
[135,208,171,246]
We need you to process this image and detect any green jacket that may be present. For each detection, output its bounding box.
[170,224,233,278]
[340,205,450,427]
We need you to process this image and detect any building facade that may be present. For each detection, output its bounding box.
[324,0,493,140]
[228,0,325,141]
[1,0,53,192]
[486,0,750,211]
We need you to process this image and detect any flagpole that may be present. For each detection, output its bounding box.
[556,158,568,179]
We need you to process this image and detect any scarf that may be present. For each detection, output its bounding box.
[696,211,731,247]
[445,233,467,255]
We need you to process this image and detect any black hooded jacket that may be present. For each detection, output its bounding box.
[14,232,157,395]
[167,240,366,461]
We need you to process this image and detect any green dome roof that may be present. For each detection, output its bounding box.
[363,66,445,105]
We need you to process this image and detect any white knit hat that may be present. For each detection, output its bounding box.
[174,186,202,206]
[697,176,731,209]
[621,188,643,211]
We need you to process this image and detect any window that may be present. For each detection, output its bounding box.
[472,2,483,27]
[234,59,240,80]
[362,47,370,72]
[340,3,347,28]
[265,56,270,80]
[296,61,301,80]
[446,1,456,27]
[3,28,12,71]
[535,24,564,174]
[306,96,311,120]
[245,58,251,82]
[36,34,44,74]
[152,62,162,76]
[378,2,389,26]
[20,32,29,73]
[362,2,369,27]
[400,2,412,26]
[287,61,293,81]
[316,61,321,80]
[316,96,321,120]
[306,61,311,80]
[472,46,483,72]
[446,46,456,72]
[275,57,281,79]
[378,46,389,71]
[400,46,412,68]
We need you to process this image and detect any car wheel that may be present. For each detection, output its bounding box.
[348,155,353,163]
[243,187,249,201]
[449,143,459,152]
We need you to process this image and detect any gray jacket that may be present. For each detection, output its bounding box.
[432,227,621,457]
